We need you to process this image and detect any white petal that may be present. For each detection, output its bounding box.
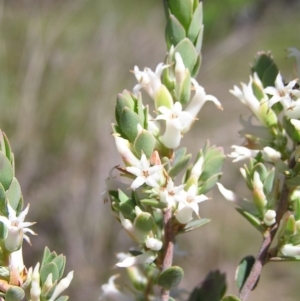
[116,251,157,267]
[175,206,193,224]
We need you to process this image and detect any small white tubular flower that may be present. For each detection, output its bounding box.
[262,146,281,162]
[145,237,163,251]
[30,263,41,301]
[190,156,204,180]
[280,244,300,257]
[174,185,208,224]
[184,79,222,131]
[264,73,298,108]
[263,210,276,226]
[48,271,74,301]
[100,275,132,301]
[116,251,157,268]
[291,118,300,131]
[159,178,184,207]
[119,212,143,243]
[156,102,193,148]
[114,135,140,167]
[175,52,186,83]
[228,145,260,162]
[9,248,24,273]
[230,74,270,125]
[126,153,163,189]
[252,171,267,209]
[0,203,36,252]
[133,63,168,99]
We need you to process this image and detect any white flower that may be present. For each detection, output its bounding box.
[159,178,184,207]
[291,118,300,131]
[30,263,41,301]
[48,271,74,301]
[174,185,208,224]
[126,154,163,189]
[156,101,194,148]
[114,135,140,167]
[185,79,222,129]
[145,237,163,251]
[263,210,276,226]
[228,145,260,162]
[0,204,36,252]
[280,244,300,257]
[116,251,157,268]
[100,275,132,301]
[133,63,168,99]
[264,73,298,109]
[230,74,271,126]
[174,52,186,84]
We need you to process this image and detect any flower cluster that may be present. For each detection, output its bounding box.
[218,50,300,261]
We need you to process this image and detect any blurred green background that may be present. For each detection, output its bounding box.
[1,0,300,300]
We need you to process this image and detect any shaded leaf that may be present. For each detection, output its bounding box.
[157,266,184,289]
[187,270,226,301]
[6,286,25,301]
[180,218,210,234]
[165,15,186,49]
[40,262,60,284]
[0,152,13,190]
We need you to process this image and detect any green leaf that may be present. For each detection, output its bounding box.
[222,296,241,301]
[174,38,198,75]
[115,90,135,124]
[165,15,186,49]
[169,154,191,178]
[55,296,69,301]
[0,152,13,190]
[283,115,300,142]
[0,222,8,239]
[41,247,57,267]
[140,198,167,209]
[235,255,259,292]
[52,254,66,279]
[251,52,278,87]
[119,198,136,220]
[157,266,184,289]
[6,286,25,301]
[6,178,21,211]
[286,176,300,188]
[187,2,202,44]
[263,168,275,196]
[285,215,296,236]
[180,218,210,233]
[168,0,193,30]
[133,130,155,159]
[134,212,154,233]
[191,51,202,77]
[252,163,268,182]
[40,262,60,284]
[198,173,222,195]
[187,270,226,301]
[236,208,264,233]
[119,107,141,142]
[0,182,6,202]
[177,70,191,105]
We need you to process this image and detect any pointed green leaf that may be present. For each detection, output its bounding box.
[187,270,226,301]
[173,148,187,165]
[140,198,167,209]
[187,3,202,44]
[119,107,141,142]
[191,52,201,77]
[55,296,69,301]
[40,262,60,284]
[235,255,259,292]
[157,266,184,289]
[6,286,25,301]
[6,178,21,211]
[0,222,8,239]
[263,168,275,196]
[52,254,66,279]
[283,115,300,142]
[177,70,191,105]
[0,152,13,190]
[0,182,5,202]
[134,212,154,233]
[199,173,222,194]
[41,247,57,267]
[174,38,198,75]
[169,154,191,178]
[286,176,300,188]
[285,215,296,236]
[115,91,135,123]
[119,198,136,220]
[133,130,155,159]
[236,208,264,233]
[165,15,186,49]
[180,218,210,233]
[168,0,193,30]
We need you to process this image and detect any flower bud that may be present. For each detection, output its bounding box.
[263,210,276,226]
[252,171,267,215]
[154,85,173,110]
[145,237,163,251]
